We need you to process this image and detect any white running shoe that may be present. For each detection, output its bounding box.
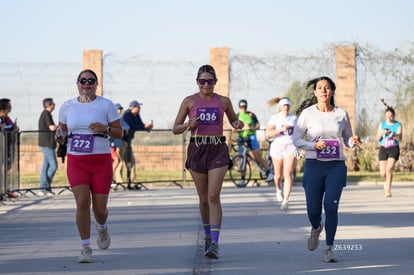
[96,223,111,249]
[77,246,93,263]
[323,247,339,262]
[281,200,289,210]
[276,190,283,202]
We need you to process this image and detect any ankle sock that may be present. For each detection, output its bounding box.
[81,239,90,247]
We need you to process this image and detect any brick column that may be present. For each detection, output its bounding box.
[335,45,356,133]
[209,47,230,129]
[82,49,103,96]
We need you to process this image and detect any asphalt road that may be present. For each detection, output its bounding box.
[0,181,413,274]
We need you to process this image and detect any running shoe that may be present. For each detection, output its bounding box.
[280,200,289,210]
[96,223,111,249]
[205,242,219,259]
[384,191,392,198]
[77,246,93,263]
[276,190,283,202]
[204,237,211,253]
[307,223,323,251]
[323,247,338,262]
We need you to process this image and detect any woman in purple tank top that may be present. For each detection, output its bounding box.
[173,65,244,259]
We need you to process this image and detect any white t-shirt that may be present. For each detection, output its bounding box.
[59,96,119,155]
[267,113,298,145]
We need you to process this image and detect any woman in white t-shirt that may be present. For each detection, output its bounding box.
[56,69,123,263]
[265,97,297,210]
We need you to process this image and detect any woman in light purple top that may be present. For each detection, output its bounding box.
[292,76,361,263]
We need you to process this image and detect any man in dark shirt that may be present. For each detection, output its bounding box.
[38,98,57,196]
[119,100,153,189]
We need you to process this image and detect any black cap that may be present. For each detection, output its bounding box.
[239,99,247,107]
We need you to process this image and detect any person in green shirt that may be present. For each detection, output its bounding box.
[235,99,272,187]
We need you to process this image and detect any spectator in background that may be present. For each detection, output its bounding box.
[38,98,58,196]
[234,99,273,187]
[375,99,402,198]
[111,103,129,187]
[120,100,153,189]
[0,98,19,172]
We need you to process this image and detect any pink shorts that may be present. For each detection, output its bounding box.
[67,154,112,194]
[270,143,296,159]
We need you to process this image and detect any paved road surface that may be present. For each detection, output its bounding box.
[1,181,413,274]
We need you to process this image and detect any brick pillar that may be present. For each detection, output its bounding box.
[209,47,230,129]
[336,45,356,133]
[82,49,103,96]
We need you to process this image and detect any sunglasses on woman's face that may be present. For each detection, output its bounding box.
[198,79,215,85]
[78,78,97,85]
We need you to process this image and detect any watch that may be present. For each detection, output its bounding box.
[106,126,111,133]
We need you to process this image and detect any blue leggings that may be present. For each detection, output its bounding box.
[302,159,347,246]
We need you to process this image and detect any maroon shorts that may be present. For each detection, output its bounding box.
[67,154,112,194]
[185,141,231,173]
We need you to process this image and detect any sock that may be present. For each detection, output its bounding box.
[210,225,221,244]
[203,221,211,239]
[81,239,90,247]
[96,222,107,231]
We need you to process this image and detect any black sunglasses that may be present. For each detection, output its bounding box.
[78,78,97,85]
[198,79,216,85]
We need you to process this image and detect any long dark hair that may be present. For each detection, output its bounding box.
[296,76,336,116]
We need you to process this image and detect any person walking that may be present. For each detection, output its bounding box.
[292,76,361,263]
[119,100,153,189]
[111,103,130,188]
[38,98,58,196]
[172,64,243,259]
[56,69,123,263]
[235,99,272,187]
[0,98,19,173]
[375,99,402,198]
[265,97,297,210]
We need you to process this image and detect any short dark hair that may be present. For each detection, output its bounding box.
[0,98,11,111]
[77,69,98,82]
[42,98,54,108]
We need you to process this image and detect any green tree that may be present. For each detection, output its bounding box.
[283,80,310,114]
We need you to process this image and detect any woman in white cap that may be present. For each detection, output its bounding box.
[265,97,297,210]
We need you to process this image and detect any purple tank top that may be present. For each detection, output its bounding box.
[190,93,224,135]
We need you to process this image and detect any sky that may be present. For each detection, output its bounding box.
[1,0,414,63]
[1,0,414,131]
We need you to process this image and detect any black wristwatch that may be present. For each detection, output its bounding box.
[106,126,111,134]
